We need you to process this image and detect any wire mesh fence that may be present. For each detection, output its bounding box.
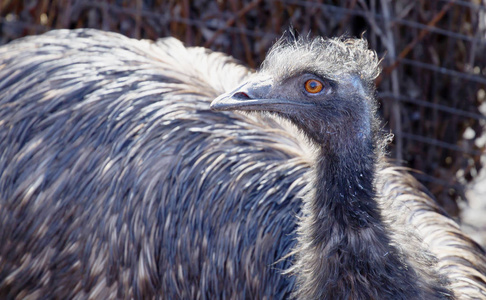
[1,0,485,217]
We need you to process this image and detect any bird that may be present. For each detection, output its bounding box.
[210,36,486,299]
[0,28,484,299]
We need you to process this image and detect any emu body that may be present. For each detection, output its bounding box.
[0,29,485,299]
[0,30,302,299]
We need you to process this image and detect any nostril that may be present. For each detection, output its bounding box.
[233,92,251,99]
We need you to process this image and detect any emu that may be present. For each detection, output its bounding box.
[0,29,484,299]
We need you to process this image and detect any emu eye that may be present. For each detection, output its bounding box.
[304,79,324,94]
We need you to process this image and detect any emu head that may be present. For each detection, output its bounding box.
[211,36,381,148]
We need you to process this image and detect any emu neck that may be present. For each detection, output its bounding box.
[297,136,431,299]
[315,140,380,232]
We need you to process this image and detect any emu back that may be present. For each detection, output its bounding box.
[0,29,309,299]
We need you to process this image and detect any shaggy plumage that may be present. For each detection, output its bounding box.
[212,35,486,299]
[0,29,484,299]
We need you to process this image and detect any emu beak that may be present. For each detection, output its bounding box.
[210,77,313,113]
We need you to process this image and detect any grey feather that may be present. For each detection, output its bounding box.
[0,29,484,299]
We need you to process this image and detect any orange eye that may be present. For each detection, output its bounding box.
[304,79,324,94]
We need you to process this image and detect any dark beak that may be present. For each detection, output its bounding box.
[210,78,313,113]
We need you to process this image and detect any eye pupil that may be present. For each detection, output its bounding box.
[305,79,324,94]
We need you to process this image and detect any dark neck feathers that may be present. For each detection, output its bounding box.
[292,130,453,299]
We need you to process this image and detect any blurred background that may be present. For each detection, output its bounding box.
[1,0,485,244]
